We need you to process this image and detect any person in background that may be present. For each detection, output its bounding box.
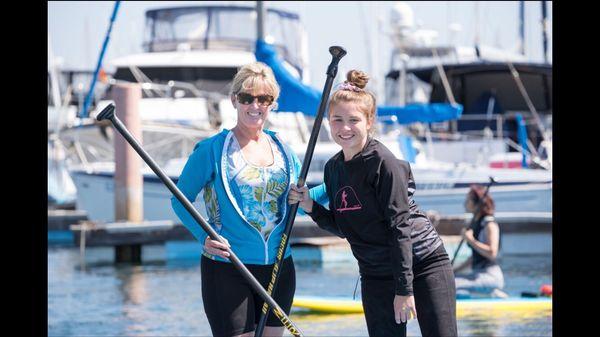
[453,184,507,298]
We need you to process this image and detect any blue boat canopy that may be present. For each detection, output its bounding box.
[255,39,463,123]
[377,103,463,124]
[255,39,322,116]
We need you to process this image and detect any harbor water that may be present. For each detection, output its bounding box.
[48,233,552,336]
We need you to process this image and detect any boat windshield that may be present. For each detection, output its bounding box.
[143,6,306,73]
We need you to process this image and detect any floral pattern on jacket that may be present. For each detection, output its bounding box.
[202,183,222,232]
[227,135,288,241]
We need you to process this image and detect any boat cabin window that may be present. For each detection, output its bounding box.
[142,6,306,75]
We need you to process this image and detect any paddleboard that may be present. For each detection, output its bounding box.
[293,295,552,317]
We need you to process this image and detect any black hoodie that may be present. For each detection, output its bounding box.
[307,137,442,296]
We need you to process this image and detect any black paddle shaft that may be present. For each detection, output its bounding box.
[254,46,347,337]
[96,104,304,337]
[450,176,497,266]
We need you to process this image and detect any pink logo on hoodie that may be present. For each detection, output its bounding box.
[334,186,362,213]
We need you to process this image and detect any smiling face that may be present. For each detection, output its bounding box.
[231,81,274,132]
[328,101,373,159]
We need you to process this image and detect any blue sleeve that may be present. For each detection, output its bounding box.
[309,183,329,207]
[170,140,215,243]
[289,149,307,216]
[288,149,329,215]
[306,183,345,238]
[286,144,331,218]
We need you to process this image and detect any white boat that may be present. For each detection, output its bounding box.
[70,139,551,223]
[58,4,311,167]
[382,2,552,170]
[54,4,316,206]
[48,35,78,206]
[67,3,552,224]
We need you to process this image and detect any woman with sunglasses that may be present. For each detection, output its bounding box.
[289,70,457,337]
[171,62,309,337]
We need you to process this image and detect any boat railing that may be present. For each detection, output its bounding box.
[62,76,229,168]
[63,120,218,168]
[141,125,215,161]
[396,111,551,169]
[107,78,227,101]
[427,112,550,140]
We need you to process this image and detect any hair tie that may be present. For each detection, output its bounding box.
[338,81,364,92]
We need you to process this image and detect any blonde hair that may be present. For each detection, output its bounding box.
[329,70,377,133]
[229,62,280,106]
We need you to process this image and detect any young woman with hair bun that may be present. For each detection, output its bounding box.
[289,70,458,337]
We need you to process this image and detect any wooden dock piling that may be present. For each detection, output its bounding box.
[113,83,143,263]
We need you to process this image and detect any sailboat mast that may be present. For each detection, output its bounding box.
[256,1,265,41]
[474,1,480,58]
[519,1,525,55]
[541,1,548,63]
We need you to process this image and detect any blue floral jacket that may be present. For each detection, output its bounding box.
[171,129,326,265]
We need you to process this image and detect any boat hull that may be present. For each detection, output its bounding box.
[71,168,551,222]
[71,169,207,223]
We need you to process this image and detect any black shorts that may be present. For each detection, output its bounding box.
[201,255,296,336]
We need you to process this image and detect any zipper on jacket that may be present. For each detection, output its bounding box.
[220,131,270,263]
[264,139,293,265]
[261,167,269,264]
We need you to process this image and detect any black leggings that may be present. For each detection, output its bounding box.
[201,255,296,337]
[361,245,457,337]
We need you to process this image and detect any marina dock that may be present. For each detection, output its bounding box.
[50,208,551,265]
[433,212,552,234]
[48,209,88,231]
[65,215,336,248]
[51,210,551,248]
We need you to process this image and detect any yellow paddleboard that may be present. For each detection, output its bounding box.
[293,296,552,318]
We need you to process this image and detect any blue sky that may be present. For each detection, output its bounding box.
[48,1,552,95]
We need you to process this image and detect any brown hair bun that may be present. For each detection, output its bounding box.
[346,70,369,89]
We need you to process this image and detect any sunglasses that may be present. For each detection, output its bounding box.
[236,92,275,106]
